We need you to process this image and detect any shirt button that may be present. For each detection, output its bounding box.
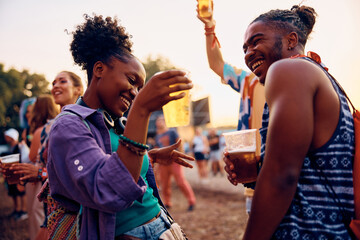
[78,166,83,171]
[74,160,80,165]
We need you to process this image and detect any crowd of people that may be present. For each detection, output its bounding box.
[0,1,356,239]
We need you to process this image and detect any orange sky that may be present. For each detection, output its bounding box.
[0,0,359,127]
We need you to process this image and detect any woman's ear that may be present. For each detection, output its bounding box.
[73,86,82,99]
[93,61,105,78]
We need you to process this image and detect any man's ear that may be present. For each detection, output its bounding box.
[287,32,299,49]
[93,61,105,79]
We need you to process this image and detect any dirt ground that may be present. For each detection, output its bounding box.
[0,174,248,240]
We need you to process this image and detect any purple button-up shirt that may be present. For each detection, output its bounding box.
[47,104,157,239]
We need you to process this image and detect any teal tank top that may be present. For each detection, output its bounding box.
[109,129,161,236]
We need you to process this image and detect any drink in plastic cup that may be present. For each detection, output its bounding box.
[162,84,190,128]
[223,129,258,183]
[198,0,212,18]
[1,153,20,184]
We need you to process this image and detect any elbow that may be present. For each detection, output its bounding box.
[273,170,299,192]
[209,64,223,78]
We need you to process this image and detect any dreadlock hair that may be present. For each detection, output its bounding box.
[251,5,317,48]
[70,14,134,85]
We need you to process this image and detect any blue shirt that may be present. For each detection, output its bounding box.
[47,104,162,240]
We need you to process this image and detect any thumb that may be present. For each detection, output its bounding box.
[172,139,182,149]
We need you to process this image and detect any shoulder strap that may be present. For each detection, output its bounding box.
[295,52,357,114]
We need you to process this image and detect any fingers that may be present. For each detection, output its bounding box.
[176,152,195,161]
[20,174,32,181]
[9,163,23,171]
[223,154,234,170]
[153,70,187,80]
[223,154,238,185]
[172,139,182,149]
[174,158,194,168]
[227,175,238,186]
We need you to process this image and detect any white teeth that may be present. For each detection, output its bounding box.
[252,60,264,71]
[120,96,130,107]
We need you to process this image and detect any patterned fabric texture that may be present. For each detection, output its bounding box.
[259,56,355,239]
[46,182,78,240]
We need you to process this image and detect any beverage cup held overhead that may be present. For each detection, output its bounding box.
[198,0,212,18]
[0,153,21,185]
[223,129,258,183]
[162,84,190,128]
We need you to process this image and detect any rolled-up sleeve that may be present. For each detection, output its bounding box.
[47,115,146,213]
[223,63,247,92]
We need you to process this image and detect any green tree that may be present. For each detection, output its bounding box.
[142,54,176,83]
[141,55,189,137]
[0,64,50,144]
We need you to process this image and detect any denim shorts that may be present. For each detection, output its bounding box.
[122,208,171,240]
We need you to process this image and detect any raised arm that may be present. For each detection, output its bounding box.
[196,0,224,79]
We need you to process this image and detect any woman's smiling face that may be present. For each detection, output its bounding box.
[51,72,80,107]
[96,56,146,118]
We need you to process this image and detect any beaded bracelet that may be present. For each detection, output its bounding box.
[119,139,146,156]
[118,135,149,150]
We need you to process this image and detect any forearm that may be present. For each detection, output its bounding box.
[204,21,225,78]
[29,142,39,162]
[243,166,298,239]
[117,103,150,181]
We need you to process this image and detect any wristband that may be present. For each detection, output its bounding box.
[37,167,47,181]
[204,25,221,48]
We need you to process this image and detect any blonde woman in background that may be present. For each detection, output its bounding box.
[10,71,83,239]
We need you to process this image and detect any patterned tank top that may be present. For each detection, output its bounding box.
[259,55,355,239]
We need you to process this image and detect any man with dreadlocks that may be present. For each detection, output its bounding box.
[224,5,355,239]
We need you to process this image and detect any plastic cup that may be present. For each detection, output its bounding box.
[223,129,258,183]
[198,0,212,18]
[162,84,190,128]
[1,153,20,184]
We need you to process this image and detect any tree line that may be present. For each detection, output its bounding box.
[0,63,50,144]
[0,55,176,144]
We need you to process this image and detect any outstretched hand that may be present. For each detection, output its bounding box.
[148,139,194,168]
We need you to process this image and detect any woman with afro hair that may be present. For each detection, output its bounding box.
[46,14,193,240]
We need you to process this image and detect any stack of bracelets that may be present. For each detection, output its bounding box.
[118,134,149,157]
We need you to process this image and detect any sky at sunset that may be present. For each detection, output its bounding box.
[1,0,359,127]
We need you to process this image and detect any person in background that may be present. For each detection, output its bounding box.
[207,128,223,177]
[155,115,196,211]
[224,5,355,239]
[19,97,37,148]
[10,71,84,239]
[1,128,28,221]
[27,95,59,240]
[192,127,209,183]
[196,0,265,214]
[46,14,194,239]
